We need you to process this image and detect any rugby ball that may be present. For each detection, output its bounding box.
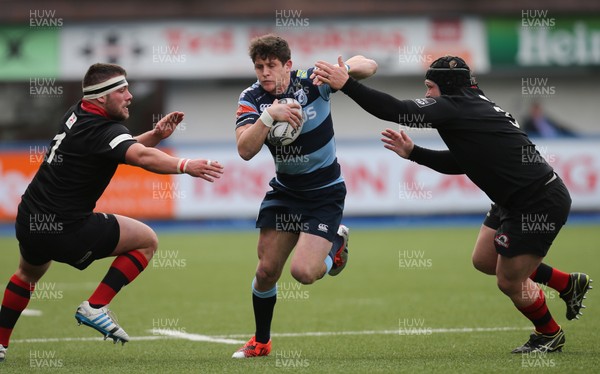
[266,98,305,146]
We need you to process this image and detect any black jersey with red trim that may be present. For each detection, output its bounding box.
[341,78,554,209]
[17,100,137,228]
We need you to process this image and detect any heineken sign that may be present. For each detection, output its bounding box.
[488,17,600,68]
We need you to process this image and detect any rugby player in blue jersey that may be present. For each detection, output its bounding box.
[232,34,377,358]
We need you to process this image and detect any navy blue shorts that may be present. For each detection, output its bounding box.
[16,212,120,270]
[483,175,571,258]
[256,178,346,242]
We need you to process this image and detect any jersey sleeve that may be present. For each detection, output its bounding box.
[340,77,460,128]
[96,123,137,163]
[303,68,332,99]
[235,88,260,129]
[317,81,332,99]
[408,145,465,175]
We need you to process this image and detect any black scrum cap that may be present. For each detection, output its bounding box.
[425,56,477,95]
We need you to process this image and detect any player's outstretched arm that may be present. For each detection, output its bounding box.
[345,55,378,80]
[125,142,224,182]
[135,111,185,147]
[381,128,414,159]
[381,128,464,175]
[310,56,377,87]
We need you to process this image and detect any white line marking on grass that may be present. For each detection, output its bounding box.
[217,326,533,339]
[149,329,245,344]
[13,336,168,343]
[12,326,531,345]
[21,309,43,317]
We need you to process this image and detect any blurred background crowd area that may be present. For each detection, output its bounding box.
[1,0,599,222]
[1,0,598,142]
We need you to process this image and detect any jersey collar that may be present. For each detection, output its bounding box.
[81,100,109,118]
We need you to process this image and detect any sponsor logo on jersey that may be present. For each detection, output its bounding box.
[296,70,308,79]
[413,98,437,108]
[494,234,510,249]
[259,103,272,113]
[318,223,329,233]
[66,112,77,129]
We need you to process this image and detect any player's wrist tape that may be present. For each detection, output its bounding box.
[177,158,190,174]
[260,110,274,128]
[345,64,350,72]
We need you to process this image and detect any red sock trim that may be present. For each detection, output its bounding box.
[519,289,546,319]
[540,321,561,335]
[111,250,148,283]
[0,327,12,347]
[0,275,35,347]
[87,284,117,307]
[519,289,559,334]
[3,291,29,311]
[88,250,149,307]
[9,274,35,292]
[128,249,149,268]
[548,269,570,293]
[2,275,34,310]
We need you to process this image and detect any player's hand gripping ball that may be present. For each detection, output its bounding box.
[267,98,305,146]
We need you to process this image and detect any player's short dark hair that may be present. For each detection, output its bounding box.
[82,63,127,88]
[248,34,291,64]
[425,56,477,95]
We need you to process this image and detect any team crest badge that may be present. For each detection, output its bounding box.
[294,88,308,106]
[494,234,510,249]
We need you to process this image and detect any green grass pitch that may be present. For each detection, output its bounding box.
[0,224,598,373]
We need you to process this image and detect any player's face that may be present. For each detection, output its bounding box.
[254,57,292,95]
[424,80,441,98]
[104,86,133,121]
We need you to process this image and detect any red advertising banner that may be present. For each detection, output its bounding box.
[0,150,175,221]
[1,139,598,222]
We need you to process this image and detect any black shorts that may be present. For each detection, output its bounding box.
[483,175,571,258]
[256,178,346,242]
[16,212,120,270]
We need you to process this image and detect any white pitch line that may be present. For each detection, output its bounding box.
[12,326,531,345]
[12,336,168,344]
[149,329,245,344]
[217,326,532,339]
[21,309,43,317]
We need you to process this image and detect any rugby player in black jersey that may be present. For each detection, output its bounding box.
[313,55,591,354]
[0,63,223,362]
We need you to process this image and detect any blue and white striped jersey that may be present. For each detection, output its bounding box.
[236,68,343,191]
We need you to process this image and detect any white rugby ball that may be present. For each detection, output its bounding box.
[266,98,305,146]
